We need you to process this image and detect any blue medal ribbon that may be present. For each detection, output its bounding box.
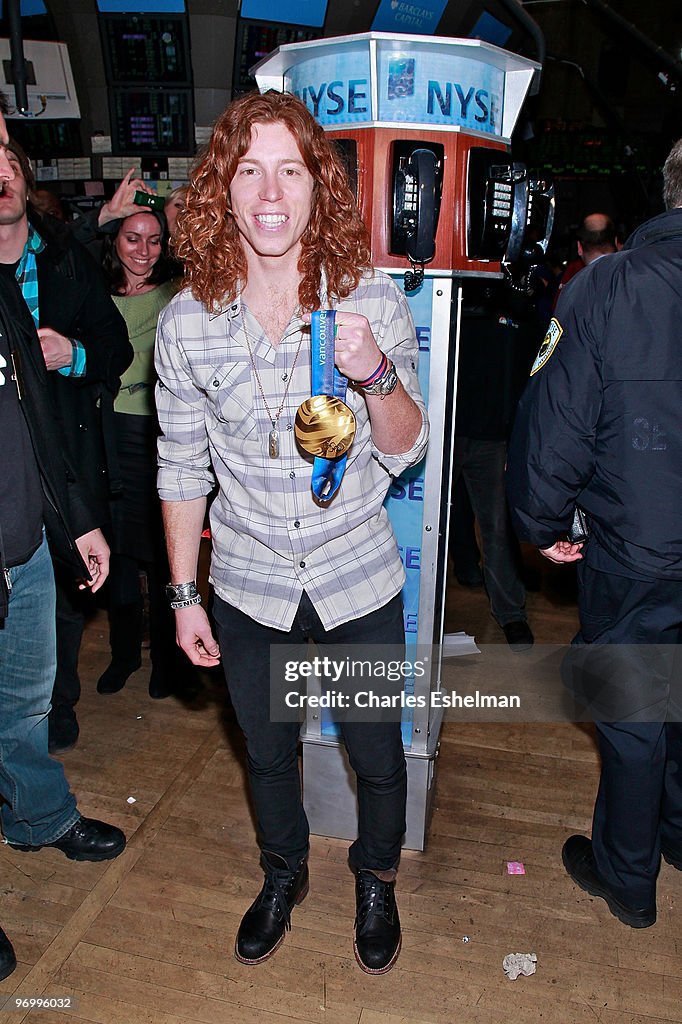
[310,310,350,502]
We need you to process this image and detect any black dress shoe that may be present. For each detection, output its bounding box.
[235,851,309,964]
[48,706,80,755]
[502,620,534,653]
[10,816,126,862]
[562,834,656,928]
[353,870,402,974]
[0,926,17,982]
[96,659,141,694]
[661,842,682,870]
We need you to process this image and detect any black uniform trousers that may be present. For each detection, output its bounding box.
[565,556,682,906]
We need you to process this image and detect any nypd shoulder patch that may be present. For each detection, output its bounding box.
[530,318,563,376]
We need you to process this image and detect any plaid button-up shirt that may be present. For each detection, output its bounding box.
[155,270,429,631]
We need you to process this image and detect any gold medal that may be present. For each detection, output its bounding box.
[295,395,356,458]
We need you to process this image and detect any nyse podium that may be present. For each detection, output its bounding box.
[254,33,539,850]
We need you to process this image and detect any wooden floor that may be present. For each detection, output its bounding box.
[2,551,682,1023]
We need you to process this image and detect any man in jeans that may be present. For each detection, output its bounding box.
[156,90,428,974]
[0,92,126,981]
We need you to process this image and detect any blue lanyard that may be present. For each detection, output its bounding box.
[310,310,350,503]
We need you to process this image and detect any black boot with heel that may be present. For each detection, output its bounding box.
[0,926,16,982]
[235,851,309,964]
[353,869,402,974]
[97,601,143,694]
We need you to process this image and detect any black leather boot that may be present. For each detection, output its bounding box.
[0,925,17,982]
[235,851,309,964]
[10,816,126,862]
[353,869,402,974]
[48,704,80,754]
[148,651,199,700]
[97,601,143,694]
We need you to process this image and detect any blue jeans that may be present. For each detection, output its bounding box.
[0,534,78,845]
[213,592,407,872]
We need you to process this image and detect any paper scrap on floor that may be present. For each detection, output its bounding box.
[442,632,481,657]
[503,952,537,980]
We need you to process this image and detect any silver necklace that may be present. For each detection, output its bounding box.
[240,305,304,458]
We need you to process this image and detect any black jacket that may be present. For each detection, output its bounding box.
[33,211,132,523]
[507,207,682,580]
[0,271,98,617]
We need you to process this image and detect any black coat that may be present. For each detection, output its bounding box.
[32,212,132,524]
[507,207,682,580]
[0,271,97,617]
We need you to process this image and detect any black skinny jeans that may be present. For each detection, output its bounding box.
[213,591,407,872]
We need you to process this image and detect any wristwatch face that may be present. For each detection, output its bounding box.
[165,584,181,602]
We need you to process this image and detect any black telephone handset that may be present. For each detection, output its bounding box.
[524,177,555,258]
[390,142,444,265]
[395,148,439,263]
[505,162,530,263]
[467,148,528,261]
[504,176,556,293]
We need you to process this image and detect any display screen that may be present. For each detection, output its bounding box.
[97,1,185,11]
[233,20,321,95]
[7,118,81,157]
[0,1,47,13]
[240,0,328,28]
[100,13,191,85]
[470,11,513,47]
[0,0,55,41]
[109,88,194,156]
[372,0,447,34]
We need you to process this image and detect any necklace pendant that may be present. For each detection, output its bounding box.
[269,426,280,459]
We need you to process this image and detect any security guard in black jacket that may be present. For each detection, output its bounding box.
[507,138,682,929]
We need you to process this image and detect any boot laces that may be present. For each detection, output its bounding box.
[356,872,393,929]
[257,864,299,931]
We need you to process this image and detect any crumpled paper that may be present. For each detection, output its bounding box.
[503,952,537,980]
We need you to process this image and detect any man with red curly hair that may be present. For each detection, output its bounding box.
[155,90,428,974]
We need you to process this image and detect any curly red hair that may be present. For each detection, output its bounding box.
[174,90,371,313]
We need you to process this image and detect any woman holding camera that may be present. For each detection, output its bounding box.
[97,208,191,699]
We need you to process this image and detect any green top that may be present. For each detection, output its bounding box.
[114,280,177,416]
